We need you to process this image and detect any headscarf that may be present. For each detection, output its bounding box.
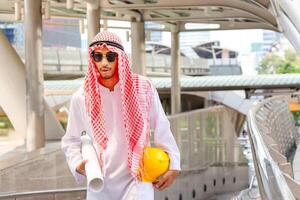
[84,32,151,177]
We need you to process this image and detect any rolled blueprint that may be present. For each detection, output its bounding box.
[81,131,104,192]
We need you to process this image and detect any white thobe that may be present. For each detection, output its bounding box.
[61,82,181,200]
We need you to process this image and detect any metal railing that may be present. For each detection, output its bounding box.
[247,96,300,200]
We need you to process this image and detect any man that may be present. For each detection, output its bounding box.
[61,32,180,200]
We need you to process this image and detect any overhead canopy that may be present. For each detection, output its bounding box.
[2,1,299,53]
[0,0,278,31]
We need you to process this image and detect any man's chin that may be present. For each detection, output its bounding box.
[101,75,113,80]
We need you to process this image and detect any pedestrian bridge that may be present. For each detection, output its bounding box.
[1,96,300,199]
[1,0,300,199]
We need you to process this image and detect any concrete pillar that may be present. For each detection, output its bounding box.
[87,0,100,44]
[24,0,45,151]
[130,19,146,75]
[171,27,181,114]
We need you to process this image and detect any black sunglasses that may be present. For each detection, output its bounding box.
[92,51,118,63]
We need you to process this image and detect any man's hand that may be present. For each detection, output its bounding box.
[153,170,179,191]
[76,159,88,177]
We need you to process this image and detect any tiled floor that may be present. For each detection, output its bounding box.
[0,136,24,157]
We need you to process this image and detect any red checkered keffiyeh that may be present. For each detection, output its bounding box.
[84,32,151,177]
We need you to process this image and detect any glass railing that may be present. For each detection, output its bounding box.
[167,106,246,170]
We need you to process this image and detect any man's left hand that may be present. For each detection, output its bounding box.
[153,170,179,191]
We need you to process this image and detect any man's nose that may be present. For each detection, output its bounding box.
[101,56,109,66]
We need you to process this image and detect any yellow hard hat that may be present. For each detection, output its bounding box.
[138,147,170,182]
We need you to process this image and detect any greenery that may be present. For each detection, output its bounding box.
[0,116,13,129]
[257,49,300,74]
[257,49,300,127]
[293,112,300,127]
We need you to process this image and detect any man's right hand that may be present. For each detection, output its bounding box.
[76,159,88,177]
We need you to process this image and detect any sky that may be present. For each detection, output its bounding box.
[210,29,264,53]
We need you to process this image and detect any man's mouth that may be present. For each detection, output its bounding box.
[101,68,110,72]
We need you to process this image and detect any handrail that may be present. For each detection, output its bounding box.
[247,96,299,199]
[0,188,86,199]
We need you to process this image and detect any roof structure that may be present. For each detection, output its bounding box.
[0,0,279,32]
[1,1,299,53]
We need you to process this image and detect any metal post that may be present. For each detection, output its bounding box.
[171,25,181,114]
[87,0,100,44]
[131,18,146,75]
[24,0,45,151]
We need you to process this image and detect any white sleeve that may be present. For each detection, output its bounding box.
[61,93,86,184]
[150,86,181,171]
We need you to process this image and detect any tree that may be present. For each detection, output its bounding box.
[257,48,300,74]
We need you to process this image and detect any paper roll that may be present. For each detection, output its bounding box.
[81,131,104,192]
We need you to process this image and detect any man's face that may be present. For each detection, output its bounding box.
[92,47,118,80]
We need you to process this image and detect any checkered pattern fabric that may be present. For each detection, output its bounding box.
[84,32,152,177]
